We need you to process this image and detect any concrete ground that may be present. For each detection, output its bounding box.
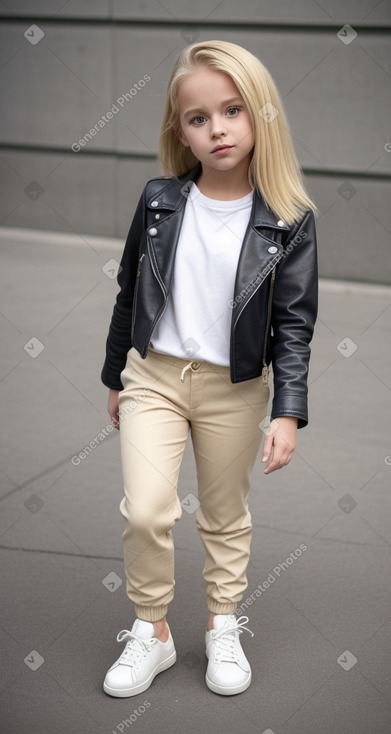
[0,227,390,734]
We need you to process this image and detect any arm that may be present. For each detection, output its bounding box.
[261,210,318,474]
[101,188,146,390]
[269,209,318,429]
[107,389,120,430]
[261,416,297,474]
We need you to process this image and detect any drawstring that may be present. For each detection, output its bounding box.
[180,362,193,383]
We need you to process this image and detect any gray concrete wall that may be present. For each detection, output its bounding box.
[0,1,390,283]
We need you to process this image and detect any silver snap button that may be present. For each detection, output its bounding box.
[151,200,159,207]
[277,219,285,227]
[149,227,157,236]
[155,213,160,220]
[268,246,278,254]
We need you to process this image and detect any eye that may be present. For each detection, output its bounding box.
[189,115,206,125]
[226,106,240,116]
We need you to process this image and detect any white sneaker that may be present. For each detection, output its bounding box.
[103,619,176,697]
[205,614,254,695]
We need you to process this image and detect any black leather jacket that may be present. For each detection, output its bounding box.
[101,163,318,428]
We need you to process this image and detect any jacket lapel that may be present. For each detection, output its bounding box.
[145,165,291,302]
[233,191,290,309]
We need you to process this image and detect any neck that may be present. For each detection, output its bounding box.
[195,157,253,200]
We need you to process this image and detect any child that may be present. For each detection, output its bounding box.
[101,40,318,698]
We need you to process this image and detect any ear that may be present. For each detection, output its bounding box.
[176,124,190,148]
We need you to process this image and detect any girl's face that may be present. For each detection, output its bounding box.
[176,65,254,179]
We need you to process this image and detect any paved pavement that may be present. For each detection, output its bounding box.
[0,227,390,734]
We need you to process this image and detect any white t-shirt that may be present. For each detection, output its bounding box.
[150,182,253,366]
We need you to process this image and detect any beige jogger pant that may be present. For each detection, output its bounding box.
[118,346,270,622]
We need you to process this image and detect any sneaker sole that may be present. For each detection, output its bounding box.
[103,650,177,698]
[205,671,251,696]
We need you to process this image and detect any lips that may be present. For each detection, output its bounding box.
[211,145,233,153]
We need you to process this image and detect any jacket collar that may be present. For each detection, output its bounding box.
[146,162,290,231]
[145,163,291,315]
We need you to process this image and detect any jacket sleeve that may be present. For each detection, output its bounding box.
[270,209,318,429]
[100,188,146,390]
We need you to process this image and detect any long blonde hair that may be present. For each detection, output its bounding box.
[158,40,318,225]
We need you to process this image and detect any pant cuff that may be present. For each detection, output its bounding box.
[134,604,168,622]
[207,599,239,615]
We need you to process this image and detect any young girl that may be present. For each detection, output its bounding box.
[101,40,318,698]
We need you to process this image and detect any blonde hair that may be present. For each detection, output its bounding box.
[158,40,318,225]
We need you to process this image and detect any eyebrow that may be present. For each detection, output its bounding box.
[183,97,244,118]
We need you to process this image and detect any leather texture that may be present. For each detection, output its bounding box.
[101,163,318,428]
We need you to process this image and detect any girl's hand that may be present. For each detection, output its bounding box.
[261,416,298,474]
[107,389,120,430]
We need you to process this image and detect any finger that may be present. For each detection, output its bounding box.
[110,414,120,430]
[264,442,286,472]
[264,448,294,474]
[261,435,273,462]
[263,445,274,473]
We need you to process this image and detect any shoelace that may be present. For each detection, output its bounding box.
[210,616,254,664]
[115,629,157,668]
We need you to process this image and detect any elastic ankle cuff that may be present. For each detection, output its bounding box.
[207,600,238,615]
[134,604,168,622]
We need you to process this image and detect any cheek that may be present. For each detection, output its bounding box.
[241,110,254,131]
[177,124,190,147]
[186,131,204,150]
[243,120,255,146]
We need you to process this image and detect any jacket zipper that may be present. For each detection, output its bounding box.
[131,253,145,336]
[231,254,281,384]
[261,266,276,386]
[143,240,168,352]
[136,253,145,276]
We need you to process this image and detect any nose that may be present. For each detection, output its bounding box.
[210,115,227,139]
